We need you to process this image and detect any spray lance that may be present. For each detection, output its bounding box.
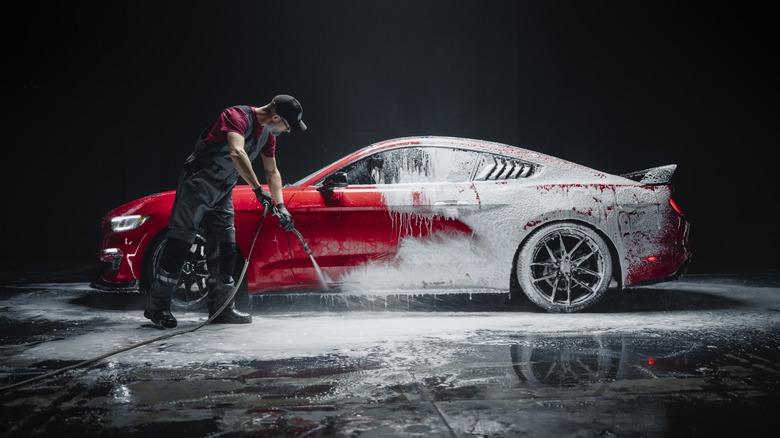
[271,204,330,290]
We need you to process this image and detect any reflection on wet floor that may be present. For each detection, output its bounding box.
[509,335,701,385]
[3,327,779,437]
[2,271,780,437]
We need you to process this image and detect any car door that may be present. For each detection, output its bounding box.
[286,146,481,288]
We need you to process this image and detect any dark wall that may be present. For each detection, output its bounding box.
[3,1,776,273]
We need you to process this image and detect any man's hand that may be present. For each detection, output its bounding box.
[275,203,294,231]
[253,187,273,208]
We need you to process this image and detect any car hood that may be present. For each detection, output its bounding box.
[103,190,176,219]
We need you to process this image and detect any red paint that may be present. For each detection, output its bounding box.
[411,190,424,205]
[524,220,541,230]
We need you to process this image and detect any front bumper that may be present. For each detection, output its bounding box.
[89,261,141,291]
[91,215,164,292]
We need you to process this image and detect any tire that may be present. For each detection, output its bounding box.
[148,232,211,311]
[516,222,612,313]
[145,231,251,312]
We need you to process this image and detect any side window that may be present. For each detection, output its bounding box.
[338,155,381,185]
[379,148,432,183]
[339,157,376,185]
[427,148,481,182]
[337,147,483,184]
[338,148,432,184]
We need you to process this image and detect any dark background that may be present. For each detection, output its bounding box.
[3,1,776,274]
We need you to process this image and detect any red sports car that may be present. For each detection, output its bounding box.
[91,136,691,313]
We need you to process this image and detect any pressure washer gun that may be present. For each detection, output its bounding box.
[253,186,314,256]
[268,201,330,290]
[271,204,313,256]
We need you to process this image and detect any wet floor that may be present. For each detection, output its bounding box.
[1,266,779,437]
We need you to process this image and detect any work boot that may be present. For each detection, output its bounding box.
[143,271,179,328]
[207,277,252,324]
[144,308,178,328]
[144,294,178,328]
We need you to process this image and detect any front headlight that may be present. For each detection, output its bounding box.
[110,215,150,232]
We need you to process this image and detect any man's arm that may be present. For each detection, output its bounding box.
[260,152,293,231]
[261,154,284,205]
[227,131,262,189]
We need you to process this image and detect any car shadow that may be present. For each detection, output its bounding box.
[67,286,742,314]
[69,292,146,310]
[584,287,742,313]
[247,286,743,313]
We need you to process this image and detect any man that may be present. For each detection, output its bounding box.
[144,94,307,328]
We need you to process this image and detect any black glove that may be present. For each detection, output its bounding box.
[253,187,273,208]
[275,203,294,231]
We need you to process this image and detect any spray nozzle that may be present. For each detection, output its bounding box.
[291,229,312,255]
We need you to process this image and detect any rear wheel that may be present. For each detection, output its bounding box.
[516,222,612,313]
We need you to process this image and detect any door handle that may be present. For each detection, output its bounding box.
[432,200,471,208]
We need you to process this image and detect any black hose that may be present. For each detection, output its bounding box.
[0,206,271,393]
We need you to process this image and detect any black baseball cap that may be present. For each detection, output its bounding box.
[272,94,307,132]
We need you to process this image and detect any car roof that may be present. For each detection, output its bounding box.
[292,136,613,187]
[356,136,584,167]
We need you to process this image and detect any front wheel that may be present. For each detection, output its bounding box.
[148,233,210,311]
[516,222,613,313]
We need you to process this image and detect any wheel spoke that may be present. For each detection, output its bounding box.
[549,276,560,302]
[532,272,558,283]
[557,232,568,257]
[544,361,559,380]
[571,276,596,293]
[569,236,585,255]
[191,279,205,300]
[543,241,558,262]
[572,248,598,266]
[574,265,602,279]
[574,358,596,375]
[181,278,196,304]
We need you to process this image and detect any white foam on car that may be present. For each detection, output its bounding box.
[334,144,666,293]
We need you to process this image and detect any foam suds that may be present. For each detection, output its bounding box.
[2,278,779,368]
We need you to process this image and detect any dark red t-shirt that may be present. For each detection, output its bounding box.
[201,106,276,157]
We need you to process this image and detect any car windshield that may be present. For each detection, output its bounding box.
[288,144,377,187]
[289,162,333,187]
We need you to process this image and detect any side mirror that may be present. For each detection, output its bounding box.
[318,172,348,192]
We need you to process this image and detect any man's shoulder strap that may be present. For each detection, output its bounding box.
[219,105,255,138]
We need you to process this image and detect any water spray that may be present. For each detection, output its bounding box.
[274,208,331,290]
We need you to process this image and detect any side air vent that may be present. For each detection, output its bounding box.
[474,156,536,180]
